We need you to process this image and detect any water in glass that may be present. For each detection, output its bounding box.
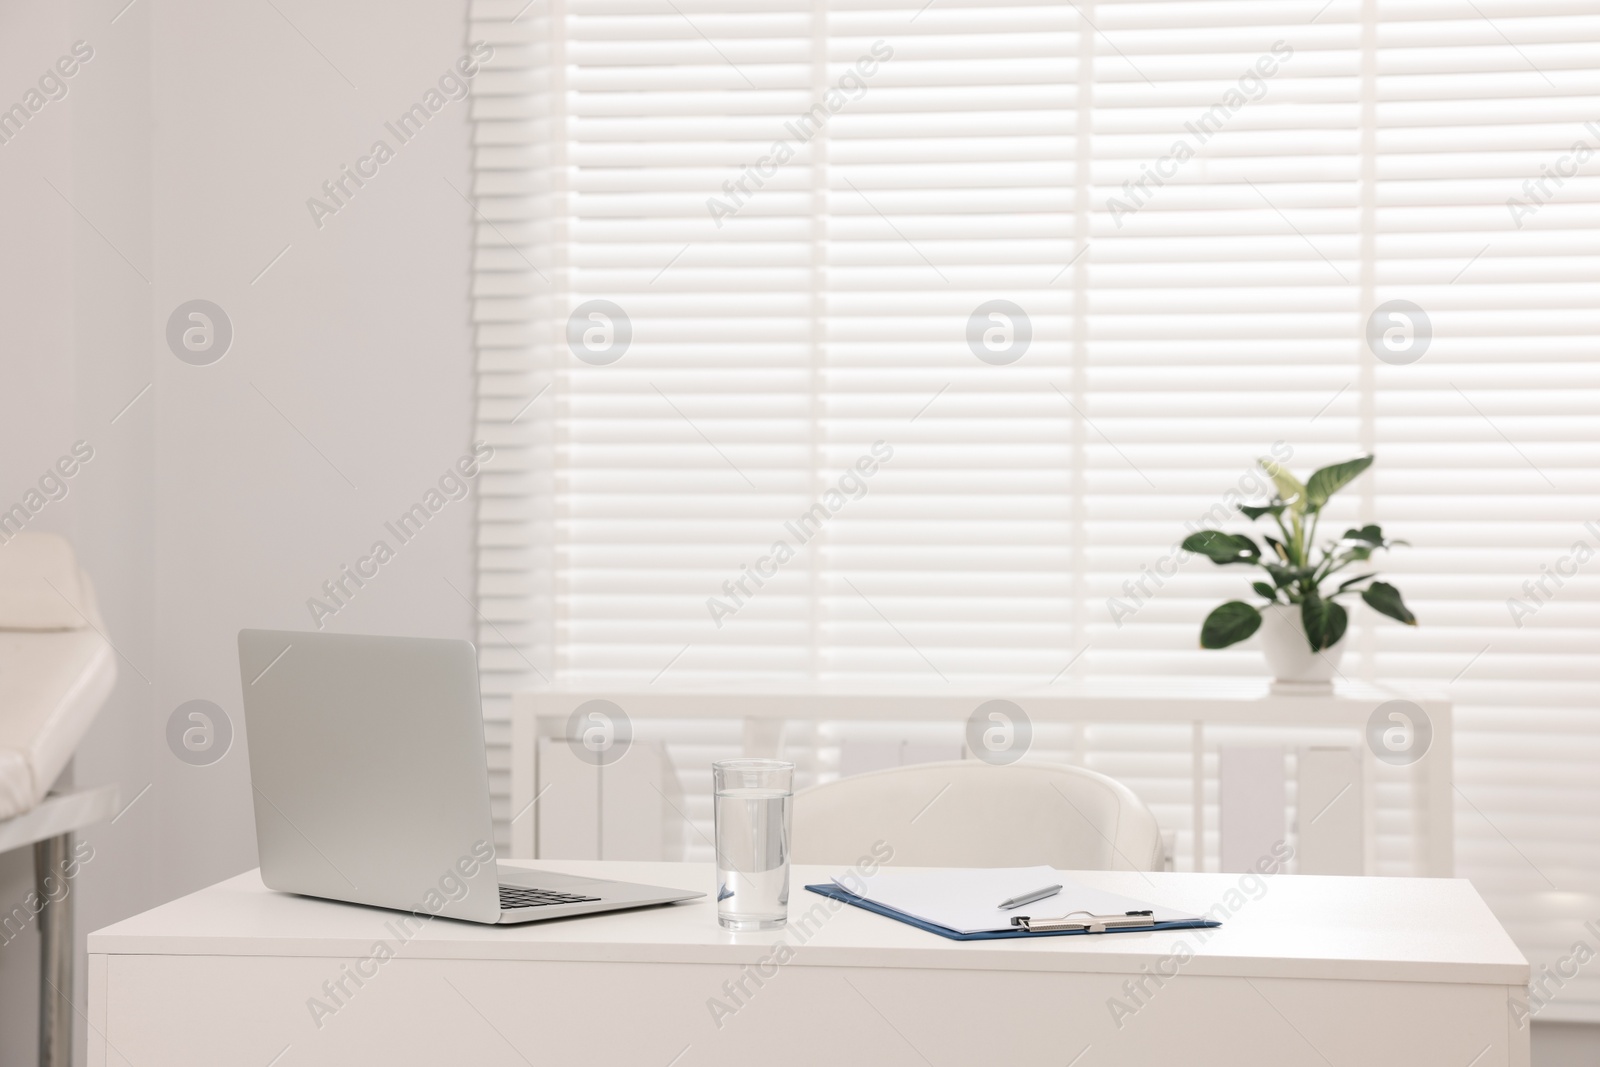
[713,760,793,930]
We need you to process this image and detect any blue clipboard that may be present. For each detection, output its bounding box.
[804,883,1221,941]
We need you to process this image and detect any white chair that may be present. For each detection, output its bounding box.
[0,533,119,1067]
[791,759,1163,872]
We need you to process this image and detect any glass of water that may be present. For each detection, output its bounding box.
[712,759,793,930]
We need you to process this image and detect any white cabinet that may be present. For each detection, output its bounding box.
[512,680,1452,877]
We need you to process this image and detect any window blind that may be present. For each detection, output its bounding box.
[469,0,1600,1020]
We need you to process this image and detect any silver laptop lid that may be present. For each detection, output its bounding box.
[238,629,502,923]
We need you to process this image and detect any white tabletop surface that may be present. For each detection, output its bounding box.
[89,859,1524,985]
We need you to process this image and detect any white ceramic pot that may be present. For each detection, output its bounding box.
[1258,603,1345,689]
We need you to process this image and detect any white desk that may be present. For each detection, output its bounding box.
[89,860,1525,1066]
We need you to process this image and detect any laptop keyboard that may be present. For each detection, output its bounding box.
[499,885,604,910]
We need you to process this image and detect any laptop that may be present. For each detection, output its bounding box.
[237,629,702,924]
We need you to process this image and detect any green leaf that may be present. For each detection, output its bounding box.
[1181,531,1262,565]
[1200,601,1263,649]
[1264,536,1290,563]
[1258,459,1307,511]
[1343,524,1384,545]
[1300,596,1349,653]
[1361,581,1417,625]
[1240,503,1287,521]
[1252,581,1279,602]
[1335,572,1377,593]
[1325,601,1349,649]
[1304,455,1374,512]
[1263,562,1313,592]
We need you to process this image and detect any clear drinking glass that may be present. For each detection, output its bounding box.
[712,759,793,930]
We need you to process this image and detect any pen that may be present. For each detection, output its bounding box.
[997,884,1062,910]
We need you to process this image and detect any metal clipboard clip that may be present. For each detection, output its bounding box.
[1009,910,1155,934]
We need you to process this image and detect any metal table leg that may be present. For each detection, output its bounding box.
[35,832,71,1067]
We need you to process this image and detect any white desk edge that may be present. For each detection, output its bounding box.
[88,860,1524,988]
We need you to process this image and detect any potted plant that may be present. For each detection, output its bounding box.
[1181,454,1417,689]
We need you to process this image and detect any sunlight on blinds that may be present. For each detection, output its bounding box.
[469,0,1600,1021]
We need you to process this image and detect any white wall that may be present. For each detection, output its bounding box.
[0,1,476,1062]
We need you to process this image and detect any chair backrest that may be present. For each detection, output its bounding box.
[791,759,1163,872]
